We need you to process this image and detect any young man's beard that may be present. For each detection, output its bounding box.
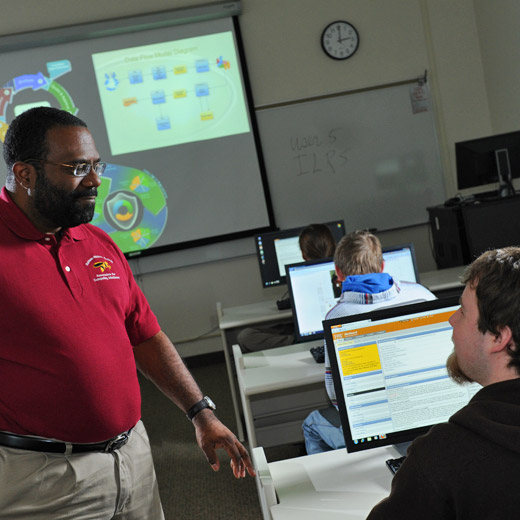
[446,350,475,385]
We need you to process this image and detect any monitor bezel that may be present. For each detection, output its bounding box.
[323,296,462,454]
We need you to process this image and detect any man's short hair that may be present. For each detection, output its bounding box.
[334,230,383,276]
[299,223,336,261]
[463,247,520,373]
[3,107,87,179]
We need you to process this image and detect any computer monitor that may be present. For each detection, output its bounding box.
[286,244,420,343]
[286,257,339,342]
[254,220,345,288]
[382,243,419,284]
[323,297,481,454]
[455,130,520,195]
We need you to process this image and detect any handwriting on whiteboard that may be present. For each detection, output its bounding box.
[290,128,350,176]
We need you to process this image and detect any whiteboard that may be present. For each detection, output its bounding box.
[255,82,445,232]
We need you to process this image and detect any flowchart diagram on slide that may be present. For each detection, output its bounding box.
[0,30,248,254]
[92,31,250,156]
[0,59,77,142]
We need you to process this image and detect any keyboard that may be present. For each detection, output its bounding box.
[310,344,325,363]
[385,456,406,475]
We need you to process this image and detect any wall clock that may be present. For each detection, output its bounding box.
[321,20,360,60]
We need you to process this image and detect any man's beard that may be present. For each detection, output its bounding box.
[32,172,97,229]
[446,350,475,385]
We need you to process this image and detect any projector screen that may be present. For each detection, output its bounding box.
[0,8,274,257]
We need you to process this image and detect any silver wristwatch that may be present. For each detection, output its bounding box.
[186,396,216,421]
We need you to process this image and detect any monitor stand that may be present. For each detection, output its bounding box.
[385,442,412,474]
[499,182,515,198]
[276,297,292,310]
[393,441,411,457]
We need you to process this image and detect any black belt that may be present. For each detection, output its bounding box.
[0,428,132,454]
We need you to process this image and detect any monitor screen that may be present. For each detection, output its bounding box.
[286,244,420,343]
[323,297,481,453]
[382,243,419,284]
[286,257,339,342]
[455,130,520,191]
[255,220,345,288]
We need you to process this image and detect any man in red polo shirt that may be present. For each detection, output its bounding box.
[0,107,254,519]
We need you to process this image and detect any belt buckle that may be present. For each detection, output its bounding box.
[104,431,129,452]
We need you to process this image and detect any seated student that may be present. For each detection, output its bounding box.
[298,223,336,262]
[238,223,337,352]
[299,223,341,297]
[302,230,436,454]
[368,247,520,519]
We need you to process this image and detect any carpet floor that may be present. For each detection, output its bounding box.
[139,352,304,520]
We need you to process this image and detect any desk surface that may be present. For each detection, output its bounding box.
[254,445,395,519]
[218,299,292,329]
[419,265,465,292]
[236,340,323,395]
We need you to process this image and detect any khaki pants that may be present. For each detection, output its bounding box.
[0,420,164,520]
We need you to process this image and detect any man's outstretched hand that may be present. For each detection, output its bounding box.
[193,409,256,478]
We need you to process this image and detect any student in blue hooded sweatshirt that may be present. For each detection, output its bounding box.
[302,230,435,454]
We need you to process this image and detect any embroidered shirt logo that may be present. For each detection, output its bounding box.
[86,255,120,282]
[93,261,111,273]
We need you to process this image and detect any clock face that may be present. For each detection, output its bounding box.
[321,21,359,60]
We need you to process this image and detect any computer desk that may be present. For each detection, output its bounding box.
[233,341,328,448]
[217,300,293,440]
[218,264,465,443]
[252,445,396,520]
[419,264,465,297]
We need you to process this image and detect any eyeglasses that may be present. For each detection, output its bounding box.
[22,159,106,177]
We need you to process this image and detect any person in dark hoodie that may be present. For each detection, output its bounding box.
[367,246,520,519]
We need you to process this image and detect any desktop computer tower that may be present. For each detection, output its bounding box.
[427,204,470,268]
[461,196,520,259]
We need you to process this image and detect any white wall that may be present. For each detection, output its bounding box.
[474,0,520,134]
[0,0,504,356]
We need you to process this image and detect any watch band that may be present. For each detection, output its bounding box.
[186,396,216,421]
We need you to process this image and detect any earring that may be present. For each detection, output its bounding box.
[19,180,31,195]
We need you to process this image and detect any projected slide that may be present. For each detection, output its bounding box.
[92,164,168,254]
[0,60,77,142]
[92,31,250,156]
[0,59,169,254]
[0,14,272,259]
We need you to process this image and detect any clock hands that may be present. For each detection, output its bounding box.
[336,26,353,44]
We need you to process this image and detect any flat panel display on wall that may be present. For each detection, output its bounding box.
[0,4,274,257]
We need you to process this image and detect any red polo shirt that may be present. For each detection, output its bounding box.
[0,187,160,442]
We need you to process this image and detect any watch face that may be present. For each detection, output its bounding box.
[321,21,359,60]
[204,396,216,410]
